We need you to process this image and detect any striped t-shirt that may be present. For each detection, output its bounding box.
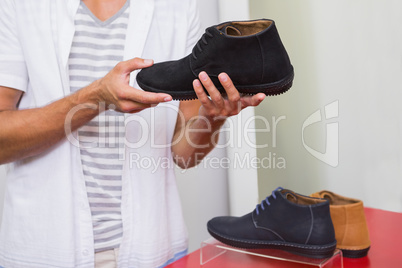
[68,1,129,252]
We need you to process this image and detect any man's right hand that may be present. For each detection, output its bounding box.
[0,57,172,164]
[94,57,172,113]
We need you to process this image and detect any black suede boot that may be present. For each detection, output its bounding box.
[207,187,337,259]
[136,19,294,100]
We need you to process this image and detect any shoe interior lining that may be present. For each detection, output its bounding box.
[218,20,273,37]
[283,191,325,206]
[321,192,359,206]
[225,26,242,36]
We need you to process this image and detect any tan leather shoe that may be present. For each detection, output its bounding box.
[311,191,371,258]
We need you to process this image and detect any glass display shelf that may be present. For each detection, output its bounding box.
[200,237,343,267]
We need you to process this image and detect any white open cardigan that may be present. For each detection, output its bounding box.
[0,0,201,267]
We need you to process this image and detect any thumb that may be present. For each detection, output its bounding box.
[122,57,154,73]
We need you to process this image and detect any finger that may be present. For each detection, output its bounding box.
[241,93,266,108]
[117,57,154,74]
[218,72,241,112]
[193,79,213,109]
[128,108,149,114]
[118,100,154,113]
[218,73,240,103]
[122,85,172,104]
[199,72,224,107]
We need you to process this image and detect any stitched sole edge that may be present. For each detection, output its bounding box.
[137,71,294,101]
[207,224,337,259]
[340,247,370,258]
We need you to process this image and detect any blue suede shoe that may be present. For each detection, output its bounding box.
[207,187,337,259]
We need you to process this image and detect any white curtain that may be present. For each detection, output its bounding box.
[219,0,260,217]
[174,0,229,253]
[176,0,261,252]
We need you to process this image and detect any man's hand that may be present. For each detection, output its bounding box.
[193,71,265,126]
[0,57,172,164]
[95,57,172,113]
[171,71,265,169]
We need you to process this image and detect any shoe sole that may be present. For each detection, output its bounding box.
[207,223,337,259]
[137,71,294,101]
[340,247,370,258]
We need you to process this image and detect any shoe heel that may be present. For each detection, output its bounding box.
[286,242,337,259]
[274,78,293,96]
[237,70,294,96]
[341,247,370,258]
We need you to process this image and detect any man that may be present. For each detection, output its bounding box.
[0,0,265,267]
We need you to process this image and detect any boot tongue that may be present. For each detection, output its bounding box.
[220,25,242,36]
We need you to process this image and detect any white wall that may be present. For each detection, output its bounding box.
[219,0,249,22]
[251,0,402,212]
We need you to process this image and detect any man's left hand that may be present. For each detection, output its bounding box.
[193,71,265,126]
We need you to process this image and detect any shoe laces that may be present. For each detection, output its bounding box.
[192,29,213,60]
[255,187,283,215]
